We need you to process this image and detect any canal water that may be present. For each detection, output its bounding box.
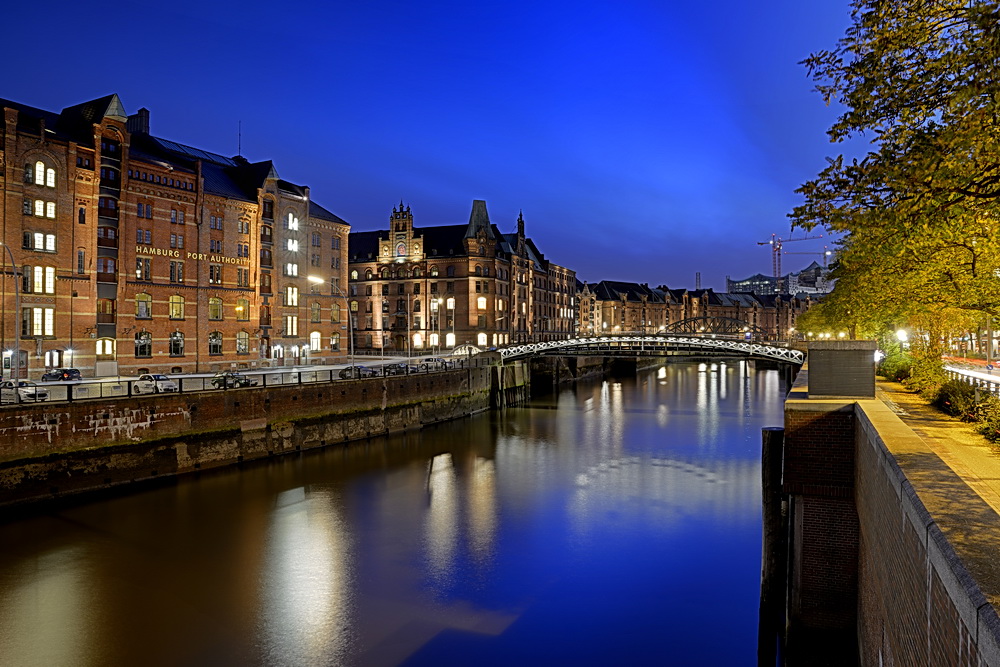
[0,360,787,666]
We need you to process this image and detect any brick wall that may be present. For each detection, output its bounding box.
[854,402,1000,666]
[0,366,498,506]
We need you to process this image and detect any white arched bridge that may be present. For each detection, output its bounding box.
[496,335,805,364]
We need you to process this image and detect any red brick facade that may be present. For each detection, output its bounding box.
[1,95,350,378]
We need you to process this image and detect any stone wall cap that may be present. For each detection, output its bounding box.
[808,340,877,351]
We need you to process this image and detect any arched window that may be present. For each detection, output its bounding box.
[311,302,321,322]
[380,268,388,279]
[310,331,321,351]
[169,331,185,356]
[135,332,152,358]
[350,270,359,280]
[331,302,341,323]
[96,338,116,359]
[430,266,439,277]
[169,295,184,319]
[477,332,488,347]
[413,267,422,278]
[330,332,340,351]
[46,167,55,188]
[208,331,223,355]
[236,297,250,321]
[365,269,373,280]
[135,293,152,319]
[236,331,249,355]
[208,297,223,320]
[35,161,44,185]
[474,265,482,276]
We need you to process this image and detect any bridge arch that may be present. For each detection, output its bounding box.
[497,335,804,364]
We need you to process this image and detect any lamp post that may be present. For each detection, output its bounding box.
[1,244,20,380]
[309,276,353,368]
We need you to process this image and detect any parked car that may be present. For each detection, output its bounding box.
[134,374,179,394]
[420,357,455,371]
[41,368,82,382]
[382,362,419,376]
[211,371,258,389]
[339,365,378,380]
[0,380,49,403]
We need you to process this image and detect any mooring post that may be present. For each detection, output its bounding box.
[759,425,786,666]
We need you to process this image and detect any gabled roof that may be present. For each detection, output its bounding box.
[309,200,348,225]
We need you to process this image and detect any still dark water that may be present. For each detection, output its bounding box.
[0,361,787,667]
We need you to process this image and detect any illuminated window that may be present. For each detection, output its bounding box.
[477,332,488,347]
[96,338,116,359]
[35,161,44,185]
[477,297,487,310]
[46,168,55,188]
[285,286,299,306]
[310,331,321,350]
[208,297,223,320]
[284,315,298,336]
[236,298,250,321]
[446,298,455,310]
[285,213,299,231]
[22,306,54,336]
[287,239,298,252]
[168,295,185,319]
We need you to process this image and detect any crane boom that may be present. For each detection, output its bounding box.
[757,233,823,277]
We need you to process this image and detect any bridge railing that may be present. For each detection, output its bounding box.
[944,365,1000,398]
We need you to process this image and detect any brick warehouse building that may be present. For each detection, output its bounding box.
[347,201,575,353]
[0,94,350,379]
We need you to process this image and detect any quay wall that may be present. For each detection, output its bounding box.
[0,364,522,507]
[781,362,1000,665]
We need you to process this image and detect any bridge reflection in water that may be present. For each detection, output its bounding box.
[0,360,787,666]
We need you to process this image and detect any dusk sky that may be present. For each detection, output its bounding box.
[3,0,852,289]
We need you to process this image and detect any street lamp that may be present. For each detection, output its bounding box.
[309,276,353,368]
[1,243,21,380]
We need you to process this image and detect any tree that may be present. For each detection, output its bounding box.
[793,0,1000,322]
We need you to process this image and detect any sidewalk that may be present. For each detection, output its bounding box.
[877,381,1000,518]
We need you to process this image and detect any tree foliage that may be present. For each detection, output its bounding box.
[793,0,1000,321]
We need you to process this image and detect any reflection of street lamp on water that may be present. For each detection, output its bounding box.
[1,243,21,380]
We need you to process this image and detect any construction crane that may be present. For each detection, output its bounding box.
[784,246,834,268]
[757,233,823,277]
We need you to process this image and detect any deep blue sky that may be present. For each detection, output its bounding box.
[3,0,852,288]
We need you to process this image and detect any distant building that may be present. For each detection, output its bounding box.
[578,280,812,340]
[726,261,833,296]
[347,201,575,353]
[0,94,350,379]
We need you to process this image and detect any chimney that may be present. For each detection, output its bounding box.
[127,108,150,134]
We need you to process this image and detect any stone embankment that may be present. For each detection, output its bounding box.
[0,362,528,507]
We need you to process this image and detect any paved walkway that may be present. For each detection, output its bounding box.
[877,381,1000,518]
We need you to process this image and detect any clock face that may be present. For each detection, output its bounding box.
[396,242,406,256]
